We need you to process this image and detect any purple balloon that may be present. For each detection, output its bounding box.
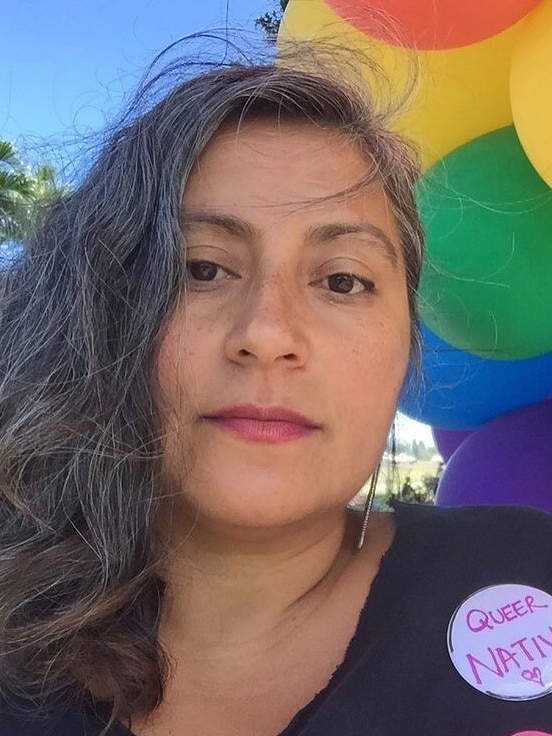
[432,427,472,462]
[436,399,552,512]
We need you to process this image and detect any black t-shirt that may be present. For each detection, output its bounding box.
[2,502,552,736]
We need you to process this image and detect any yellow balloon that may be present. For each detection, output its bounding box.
[279,0,523,168]
[511,0,552,188]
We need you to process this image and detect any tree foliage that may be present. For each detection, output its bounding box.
[0,141,34,243]
[0,141,67,245]
[255,0,290,40]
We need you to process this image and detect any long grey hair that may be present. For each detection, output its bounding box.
[0,40,423,725]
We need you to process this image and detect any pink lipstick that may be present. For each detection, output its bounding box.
[202,405,320,444]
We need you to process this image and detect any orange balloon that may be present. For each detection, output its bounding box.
[326,0,542,49]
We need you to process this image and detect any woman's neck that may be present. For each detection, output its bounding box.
[158,506,360,648]
[129,509,395,736]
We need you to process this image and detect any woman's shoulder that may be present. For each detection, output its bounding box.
[0,695,130,736]
[361,503,552,734]
[392,498,552,540]
[385,500,552,592]
[0,705,75,736]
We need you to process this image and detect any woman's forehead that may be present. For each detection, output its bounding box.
[183,118,382,213]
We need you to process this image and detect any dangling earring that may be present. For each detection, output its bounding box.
[357,464,380,550]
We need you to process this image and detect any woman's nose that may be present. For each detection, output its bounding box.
[223,276,309,369]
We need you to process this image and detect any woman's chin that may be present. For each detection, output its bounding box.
[177,488,347,537]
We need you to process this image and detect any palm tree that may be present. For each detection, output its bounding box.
[32,163,67,204]
[0,140,34,243]
[0,143,68,250]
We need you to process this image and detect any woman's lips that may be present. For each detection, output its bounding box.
[202,405,320,444]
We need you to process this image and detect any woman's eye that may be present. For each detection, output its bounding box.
[324,273,375,295]
[186,260,230,282]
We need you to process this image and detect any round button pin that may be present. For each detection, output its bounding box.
[447,583,552,700]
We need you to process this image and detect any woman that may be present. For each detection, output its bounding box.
[1,48,551,736]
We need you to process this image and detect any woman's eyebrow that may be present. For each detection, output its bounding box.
[181,213,398,268]
[306,222,399,268]
[181,212,258,241]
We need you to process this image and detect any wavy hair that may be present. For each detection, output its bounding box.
[0,39,423,728]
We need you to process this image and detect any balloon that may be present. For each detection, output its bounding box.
[325,0,541,49]
[399,325,552,430]
[417,126,552,359]
[432,427,471,461]
[511,0,552,187]
[280,0,520,167]
[435,399,552,513]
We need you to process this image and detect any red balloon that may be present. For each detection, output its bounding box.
[325,0,542,49]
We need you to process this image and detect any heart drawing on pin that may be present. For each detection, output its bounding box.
[521,667,544,688]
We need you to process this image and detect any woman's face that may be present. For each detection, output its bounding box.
[156,119,411,530]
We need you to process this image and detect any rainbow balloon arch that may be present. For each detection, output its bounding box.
[279,0,552,512]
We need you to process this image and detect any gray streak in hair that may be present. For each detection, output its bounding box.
[0,36,423,729]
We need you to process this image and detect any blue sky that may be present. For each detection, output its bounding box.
[1,0,267,147]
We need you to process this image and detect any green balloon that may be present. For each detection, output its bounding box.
[417,126,552,359]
